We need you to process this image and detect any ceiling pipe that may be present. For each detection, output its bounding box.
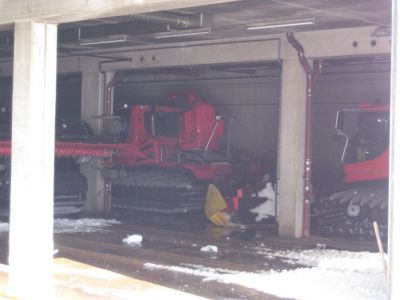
[287,32,322,238]
[132,12,192,28]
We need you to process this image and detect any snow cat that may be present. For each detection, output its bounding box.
[106,92,255,215]
[0,92,256,217]
[312,102,389,238]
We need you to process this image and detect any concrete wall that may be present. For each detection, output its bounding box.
[0,74,82,115]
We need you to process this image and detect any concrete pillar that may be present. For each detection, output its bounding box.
[277,58,307,238]
[389,0,399,297]
[8,21,57,296]
[80,72,108,215]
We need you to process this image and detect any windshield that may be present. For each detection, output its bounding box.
[144,111,180,137]
[345,111,389,163]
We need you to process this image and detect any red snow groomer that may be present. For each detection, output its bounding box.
[312,102,389,238]
[109,92,241,214]
[0,92,253,216]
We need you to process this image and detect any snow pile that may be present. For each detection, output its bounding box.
[145,249,388,300]
[250,182,276,221]
[123,234,143,247]
[0,223,9,232]
[200,245,218,253]
[54,218,121,233]
[270,248,384,271]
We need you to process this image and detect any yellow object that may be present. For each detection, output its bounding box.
[209,212,232,227]
[205,184,233,227]
[205,184,227,218]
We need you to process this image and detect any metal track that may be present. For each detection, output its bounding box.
[312,186,388,239]
[0,192,85,217]
[111,169,208,214]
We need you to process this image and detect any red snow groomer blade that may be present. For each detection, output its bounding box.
[0,141,126,159]
[55,142,119,158]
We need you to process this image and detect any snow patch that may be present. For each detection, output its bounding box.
[144,263,238,278]
[250,182,276,221]
[0,219,121,234]
[252,182,276,200]
[250,199,275,222]
[200,245,218,253]
[54,218,121,233]
[144,249,388,300]
[123,234,143,247]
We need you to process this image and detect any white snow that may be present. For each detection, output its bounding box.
[200,245,218,253]
[123,234,143,247]
[144,248,388,300]
[0,222,9,232]
[250,182,276,221]
[0,219,121,234]
[53,218,121,233]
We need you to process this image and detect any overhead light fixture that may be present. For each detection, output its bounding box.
[154,28,211,39]
[246,17,315,31]
[79,35,128,46]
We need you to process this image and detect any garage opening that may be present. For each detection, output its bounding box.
[0,0,392,299]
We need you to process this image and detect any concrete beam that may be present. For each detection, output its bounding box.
[0,26,389,76]
[8,21,57,298]
[100,38,280,71]
[281,26,390,59]
[0,0,237,26]
[0,56,101,77]
[277,58,307,238]
[76,26,390,72]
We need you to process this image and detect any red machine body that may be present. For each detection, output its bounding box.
[341,102,389,184]
[111,92,230,181]
[312,101,390,237]
[0,93,230,182]
[344,149,388,183]
[0,92,236,215]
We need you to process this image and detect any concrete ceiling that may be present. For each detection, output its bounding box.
[0,0,391,58]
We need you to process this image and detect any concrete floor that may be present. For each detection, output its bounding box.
[0,214,378,299]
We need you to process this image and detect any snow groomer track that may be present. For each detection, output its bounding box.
[0,218,382,299]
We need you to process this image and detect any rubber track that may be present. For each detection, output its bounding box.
[111,170,208,214]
